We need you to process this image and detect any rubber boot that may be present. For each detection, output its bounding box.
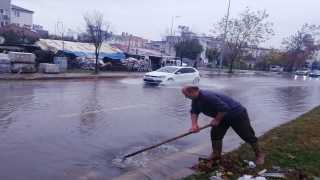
[250,142,265,165]
[201,140,222,161]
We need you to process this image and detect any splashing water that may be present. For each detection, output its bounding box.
[154,145,180,154]
[111,145,180,169]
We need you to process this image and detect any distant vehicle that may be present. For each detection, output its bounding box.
[143,66,200,85]
[163,59,187,67]
[309,70,320,77]
[269,65,280,72]
[295,68,310,75]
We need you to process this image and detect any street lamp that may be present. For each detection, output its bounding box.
[218,0,231,75]
[169,16,179,55]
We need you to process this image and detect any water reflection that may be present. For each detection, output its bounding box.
[78,82,101,136]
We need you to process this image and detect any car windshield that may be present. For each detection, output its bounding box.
[299,68,308,70]
[156,67,179,73]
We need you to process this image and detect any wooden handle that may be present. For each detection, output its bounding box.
[122,124,211,160]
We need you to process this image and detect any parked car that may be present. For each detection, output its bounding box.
[143,66,200,85]
[269,65,280,72]
[295,68,311,75]
[309,70,320,77]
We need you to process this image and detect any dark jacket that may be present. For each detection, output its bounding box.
[190,90,244,121]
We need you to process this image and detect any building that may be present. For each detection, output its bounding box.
[105,34,125,45]
[0,1,48,35]
[123,36,148,48]
[241,44,271,58]
[145,40,167,53]
[104,32,148,48]
[0,0,11,26]
[0,1,34,28]
[10,4,34,28]
[307,45,320,69]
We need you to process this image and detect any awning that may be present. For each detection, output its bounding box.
[37,39,125,59]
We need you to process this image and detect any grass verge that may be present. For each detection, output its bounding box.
[182,105,320,180]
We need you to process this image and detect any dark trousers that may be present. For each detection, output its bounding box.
[210,108,258,143]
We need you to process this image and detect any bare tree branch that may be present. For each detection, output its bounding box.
[211,7,274,72]
[281,23,320,70]
[79,10,114,74]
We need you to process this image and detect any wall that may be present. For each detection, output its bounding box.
[10,10,33,27]
[0,0,11,25]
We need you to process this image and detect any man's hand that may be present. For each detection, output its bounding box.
[189,125,199,133]
[210,119,220,126]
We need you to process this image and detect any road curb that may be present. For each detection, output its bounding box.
[0,73,144,81]
[163,144,242,180]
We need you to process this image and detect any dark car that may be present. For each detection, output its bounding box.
[309,70,320,77]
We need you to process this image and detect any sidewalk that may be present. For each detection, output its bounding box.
[0,71,146,81]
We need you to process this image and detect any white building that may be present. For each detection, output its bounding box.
[0,0,11,26]
[308,45,320,69]
[10,4,33,28]
[241,45,271,58]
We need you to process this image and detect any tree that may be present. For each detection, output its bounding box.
[0,29,39,45]
[265,48,282,66]
[281,24,320,71]
[205,48,220,62]
[211,7,275,73]
[174,39,204,61]
[80,11,113,74]
[162,27,203,65]
[255,48,283,70]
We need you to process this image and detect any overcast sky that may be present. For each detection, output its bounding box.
[12,0,320,48]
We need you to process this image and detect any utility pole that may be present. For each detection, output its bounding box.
[56,19,66,57]
[218,0,231,75]
[169,16,179,56]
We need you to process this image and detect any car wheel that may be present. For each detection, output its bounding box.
[192,77,200,84]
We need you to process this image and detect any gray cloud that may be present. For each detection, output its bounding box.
[12,0,320,48]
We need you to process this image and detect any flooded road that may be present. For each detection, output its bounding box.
[0,74,319,180]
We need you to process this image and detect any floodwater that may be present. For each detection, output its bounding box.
[0,74,319,180]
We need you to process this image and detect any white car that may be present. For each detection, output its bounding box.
[296,68,311,75]
[143,66,201,85]
[269,65,280,72]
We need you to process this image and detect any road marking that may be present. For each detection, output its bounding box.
[60,105,145,118]
[2,91,86,99]
[2,89,119,99]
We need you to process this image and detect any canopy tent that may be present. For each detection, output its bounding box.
[37,39,125,59]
